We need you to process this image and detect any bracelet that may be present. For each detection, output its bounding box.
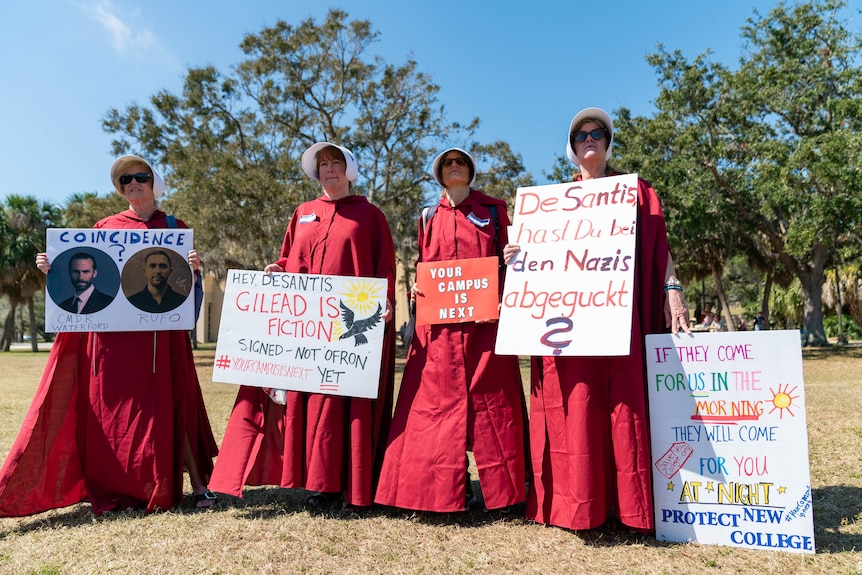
[664,277,683,292]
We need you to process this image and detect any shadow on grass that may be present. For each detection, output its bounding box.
[0,503,95,537]
[211,485,311,520]
[372,501,530,529]
[812,484,862,553]
[802,343,862,361]
[0,487,310,536]
[3,485,858,557]
[205,482,531,527]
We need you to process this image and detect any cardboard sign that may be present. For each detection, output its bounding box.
[415,256,499,325]
[45,228,195,332]
[213,270,388,399]
[496,174,638,356]
[646,331,815,553]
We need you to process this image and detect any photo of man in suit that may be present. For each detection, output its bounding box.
[127,249,188,313]
[58,252,115,314]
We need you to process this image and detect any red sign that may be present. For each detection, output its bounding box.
[415,257,499,325]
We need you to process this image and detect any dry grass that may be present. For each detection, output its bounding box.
[0,343,859,574]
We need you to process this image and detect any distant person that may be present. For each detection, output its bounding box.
[127,250,188,313]
[699,302,713,325]
[57,252,114,314]
[754,312,766,331]
[0,154,217,517]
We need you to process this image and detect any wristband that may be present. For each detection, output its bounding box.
[664,277,683,292]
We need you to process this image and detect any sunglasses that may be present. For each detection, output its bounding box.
[571,128,608,143]
[442,156,468,167]
[118,173,153,185]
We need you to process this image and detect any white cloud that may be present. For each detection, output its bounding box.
[73,0,158,55]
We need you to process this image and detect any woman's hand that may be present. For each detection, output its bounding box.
[409,283,424,303]
[263,387,286,405]
[664,288,692,335]
[187,249,200,272]
[382,300,394,323]
[264,263,285,274]
[503,243,520,265]
[36,253,51,274]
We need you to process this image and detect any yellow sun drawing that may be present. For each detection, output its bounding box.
[339,279,385,316]
[768,383,799,419]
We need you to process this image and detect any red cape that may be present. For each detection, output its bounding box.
[0,210,217,516]
[526,177,670,531]
[375,191,526,512]
[209,195,396,507]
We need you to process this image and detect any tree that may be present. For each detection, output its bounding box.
[352,58,467,300]
[613,109,748,331]
[0,196,62,351]
[471,139,535,212]
[64,192,129,228]
[641,0,862,345]
[102,9,494,290]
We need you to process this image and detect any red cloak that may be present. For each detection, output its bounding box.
[0,210,218,516]
[374,191,526,512]
[526,177,669,531]
[209,195,396,507]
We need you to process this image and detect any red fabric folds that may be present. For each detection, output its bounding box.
[0,210,217,516]
[209,195,396,507]
[375,191,526,512]
[525,177,669,531]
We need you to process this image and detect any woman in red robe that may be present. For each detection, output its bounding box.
[505,108,691,531]
[209,142,396,509]
[0,155,218,516]
[374,148,526,512]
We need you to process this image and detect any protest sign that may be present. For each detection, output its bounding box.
[213,270,388,399]
[45,228,195,332]
[415,256,499,325]
[646,331,815,553]
[496,174,638,356]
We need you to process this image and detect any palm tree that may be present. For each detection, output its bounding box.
[0,196,62,351]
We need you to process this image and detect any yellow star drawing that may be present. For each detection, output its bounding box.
[706,482,715,493]
[667,481,675,491]
[778,486,787,494]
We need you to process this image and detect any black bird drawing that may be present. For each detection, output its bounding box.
[338,300,383,346]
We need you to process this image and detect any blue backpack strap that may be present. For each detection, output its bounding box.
[165,214,203,322]
[420,205,437,235]
[487,204,500,261]
[406,205,438,350]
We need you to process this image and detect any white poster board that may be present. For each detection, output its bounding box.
[213,270,388,399]
[496,174,638,356]
[45,228,195,332]
[646,331,815,553]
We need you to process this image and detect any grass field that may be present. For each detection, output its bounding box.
[0,343,859,574]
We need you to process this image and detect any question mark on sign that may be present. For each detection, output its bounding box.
[109,243,126,262]
[540,317,574,355]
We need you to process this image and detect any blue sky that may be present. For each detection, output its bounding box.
[1,0,787,206]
